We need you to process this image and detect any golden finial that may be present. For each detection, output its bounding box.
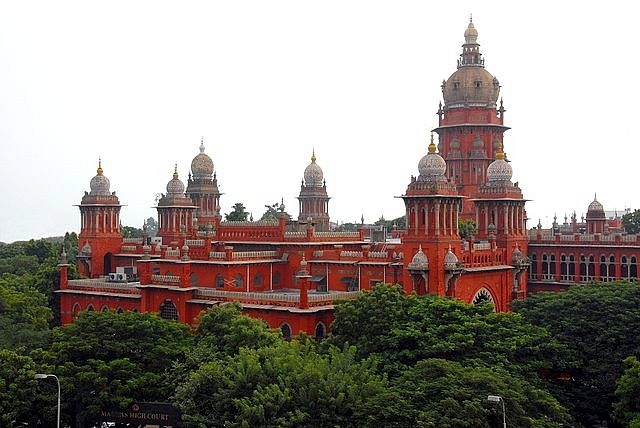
[97,158,103,175]
[173,163,179,179]
[495,142,505,160]
[311,148,316,163]
[428,132,437,153]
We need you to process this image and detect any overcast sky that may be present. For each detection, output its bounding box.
[0,2,636,243]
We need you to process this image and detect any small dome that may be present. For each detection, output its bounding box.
[512,246,523,263]
[418,135,446,180]
[89,160,111,196]
[303,151,324,187]
[166,166,185,195]
[444,246,459,269]
[588,195,604,213]
[408,245,429,270]
[191,139,214,179]
[487,150,513,184]
[464,19,478,44]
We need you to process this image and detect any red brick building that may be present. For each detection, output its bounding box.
[58,19,531,337]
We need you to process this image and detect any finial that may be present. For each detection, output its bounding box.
[173,163,179,179]
[495,142,505,160]
[470,13,473,23]
[428,132,437,153]
[199,136,205,153]
[311,148,316,163]
[97,158,103,175]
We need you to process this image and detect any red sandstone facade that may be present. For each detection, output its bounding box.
[58,19,532,336]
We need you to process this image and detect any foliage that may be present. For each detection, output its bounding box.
[512,281,640,427]
[374,215,406,231]
[613,356,640,427]
[0,279,53,351]
[145,216,158,237]
[329,284,566,378]
[259,201,292,222]
[48,310,193,426]
[622,209,640,234]
[458,219,477,239]
[121,225,143,238]
[225,202,249,221]
[0,349,42,426]
[173,340,388,428]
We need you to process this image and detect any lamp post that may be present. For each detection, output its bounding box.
[35,373,60,428]
[487,394,506,428]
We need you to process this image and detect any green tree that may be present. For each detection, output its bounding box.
[0,280,52,351]
[0,349,42,426]
[512,281,640,427]
[225,202,249,221]
[48,310,193,426]
[613,356,640,427]
[121,225,143,238]
[622,209,640,234]
[259,201,292,222]
[458,219,477,239]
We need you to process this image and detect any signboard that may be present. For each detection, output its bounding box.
[99,402,180,426]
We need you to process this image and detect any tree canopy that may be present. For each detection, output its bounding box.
[622,209,640,234]
[225,202,249,221]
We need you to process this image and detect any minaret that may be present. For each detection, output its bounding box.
[586,194,607,234]
[186,138,222,228]
[156,165,198,246]
[297,150,330,231]
[434,17,509,220]
[401,133,463,295]
[76,159,123,278]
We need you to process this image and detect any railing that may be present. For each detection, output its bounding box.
[341,251,363,258]
[185,239,205,247]
[284,231,305,238]
[367,251,388,258]
[315,231,360,238]
[122,238,143,244]
[209,251,226,259]
[193,288,361,304]
[151,274,180,283]
[120,245,138,252]
[221,220,278,227]
[68,278,137,289]
[232,251,279,259]
[473,242,491,251]
[165,249,180,257]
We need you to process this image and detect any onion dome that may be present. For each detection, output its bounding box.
[587,194,606,218]
[303,150,324,187]
[444,246,460,270]
[190,137,214,179]
[417,133,446,180]
[487,145,513,184]
[166,164,186,195]
[441,18,500,108]
[407,245,429,270]
[89,159,111,196]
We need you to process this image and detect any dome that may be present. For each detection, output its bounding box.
[191,139,214,180]
[418,135,446,180]
[487,150,513,184]
[511,245,523,263]
[407,245,429,270]
[441,19,500,108]
[587,195,604,213]
[89,160,111,196]
[166,166,185,195]
[303,151,324,187]
[444,246,459,269]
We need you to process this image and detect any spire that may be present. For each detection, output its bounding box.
[495,142,505,160]
[428,132,437,153]
[97,158,103,175]
[459,16,483,68]
[173,163,179,179]
[199,136,205,153]
[311,148,316,163]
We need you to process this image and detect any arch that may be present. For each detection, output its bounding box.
[87,304,95,312]
[159,299,178,321]
[472,287,496,311]
[215,274,224,288]
[72,303,81,320]
[253,273,263,287]
[233,273,244,288]
[116,307,124,314]
[280,323,292,340]
[101,305,109,312]
[529,253,537,280]
[190,272,199,286]
[314,322,326,340]
[103,252,113,276]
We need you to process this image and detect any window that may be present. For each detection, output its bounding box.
[233,274,243,288]
[159,300,178,321]
[190,272,199,286]
[315,322,326,340]
[281,323,292,340]
[253,273,263,287]
[216,274,224,288]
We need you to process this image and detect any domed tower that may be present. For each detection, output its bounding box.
[297,150,330,231]
[401,134,463,295]
[76,160,123,278]
[186,138,221,227]
[434,17,509,220]
[156,165,198,245]
[586,194,607,234]
[474,143,529,295]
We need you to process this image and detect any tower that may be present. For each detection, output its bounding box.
[156,165,198,245]
[401,134,463,295]
[434,17,508,220]
[76,160,123,278]
[185,138,221,228]
[298,151,330,231]
[586,195,607,234]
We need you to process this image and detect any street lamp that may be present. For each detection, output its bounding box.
[35,373,60,428]
[487,394,506,428]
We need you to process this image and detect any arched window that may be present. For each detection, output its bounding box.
[216,274,224,288]
[273,272,281,286]
[315,322,326,340]
[280,323,292,340]
[159,299,178,321]
[529,253,537,280]
[87,304,95,312]
[72,303,81,320]
[190,272,199,286]
[116,307,124,314]
[542,254,556,280]
[253,273,263,287]
[472,288,495,311]
[631,256,638,279]
[233,274,243,288]
[101,305,109,312]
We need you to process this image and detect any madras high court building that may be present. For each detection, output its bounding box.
[57,19,640,338]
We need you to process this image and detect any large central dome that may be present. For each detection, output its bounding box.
[441,19,500,108]
[191,139,214,180]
